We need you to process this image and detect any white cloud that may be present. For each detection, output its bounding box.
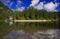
[16,7,25,11]
[30,0,59,12]
[34,2,44,10]
[6,0,11,3]
[1,0,59,12]
[15,0,25,12]
[16,0,22,8]
[2,0,11,4]
[44,2,58,11]
[17,0,22,4]
[30,0,39,6]
[29,0,59,12]
[10,2,13,7]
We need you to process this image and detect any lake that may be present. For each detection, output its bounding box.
[0,21,60,39]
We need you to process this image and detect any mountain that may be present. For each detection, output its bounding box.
[0,1,9,10]
[0,1,59,20]
[0,2,12,20]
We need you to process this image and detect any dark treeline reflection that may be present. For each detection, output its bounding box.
[0,21,59,39]
[15,21,59,29]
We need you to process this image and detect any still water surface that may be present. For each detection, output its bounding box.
[0,21,59,39]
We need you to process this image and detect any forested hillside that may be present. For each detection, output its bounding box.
[0,2,12,20]
[0,2,59,20]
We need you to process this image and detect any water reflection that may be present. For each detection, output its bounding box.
[32,29,60,39]
[3,30,32,39]
[0,21,59,39]
[3,29,60,39]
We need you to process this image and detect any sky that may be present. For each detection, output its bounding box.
[0,0,60,12]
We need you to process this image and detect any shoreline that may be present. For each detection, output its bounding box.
[14,20,58,22]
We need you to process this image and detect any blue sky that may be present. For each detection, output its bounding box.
[0,0,60,12]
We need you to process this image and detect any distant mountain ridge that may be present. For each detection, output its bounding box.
[0,1,59,20]
[0,1,11,10]
[0,2,12,20]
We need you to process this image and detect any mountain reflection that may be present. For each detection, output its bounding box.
[3,29,60,39]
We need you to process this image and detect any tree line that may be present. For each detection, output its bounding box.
[12,7,59,20]
[0,2,59,20]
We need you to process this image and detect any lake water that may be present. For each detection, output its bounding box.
[0,21,60,39]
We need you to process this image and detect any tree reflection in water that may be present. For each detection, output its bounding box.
[3,29,60,39]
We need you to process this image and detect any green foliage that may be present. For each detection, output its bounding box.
[14,7,59,20]
[0,2,12,20]
[0,2,59,20]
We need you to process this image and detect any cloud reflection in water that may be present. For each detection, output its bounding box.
[3,29,60,39]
